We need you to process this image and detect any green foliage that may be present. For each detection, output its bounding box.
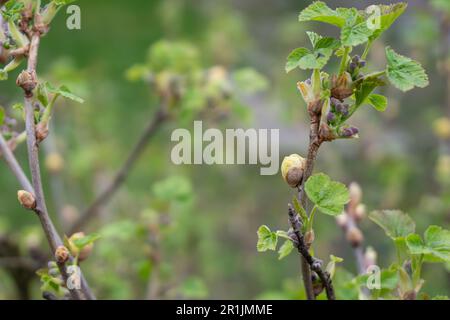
[406,226,450,263]
[305,173,350,216]
[72,233,101,250]
[44,82,85,104]
[367,94,388,112]
[369,210,415,241]
[256,225,278,252]
[278,240,294,260]
[385,47,429,92]
[232,68,269,94]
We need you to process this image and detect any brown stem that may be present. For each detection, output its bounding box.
[288,204,335,300]
[21,32,94,300]
[69,107,168,234]
[0,134,34,192]
[296,101,323,300]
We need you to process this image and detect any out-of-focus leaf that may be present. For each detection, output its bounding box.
[369,210,415,241]
[278,240,294,260]
[233,68,268,93]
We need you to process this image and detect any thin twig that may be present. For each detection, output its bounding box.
[20,31,94,300]
[69,106,168,234]
[295,100,324,300]
[0,134,33,192]
[288,204,335,300]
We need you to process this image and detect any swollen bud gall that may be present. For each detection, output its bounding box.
[281,154,306,188]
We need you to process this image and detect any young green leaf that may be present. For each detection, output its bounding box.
[385,47,429,92]
[367,94,388,112]
[369,210,415,241]
[354,76,386,108]
[326,255,344,279]
[72,233,101,250]
[304,173,350,216]
[341,20,373,47]
[278,240,294,260]
[257,225,278,252]
[298,1,347,28]
[406,226,450,263]
[45,82,84,103]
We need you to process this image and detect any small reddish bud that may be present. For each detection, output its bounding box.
[55,245,69,264]
[16,70,37,94]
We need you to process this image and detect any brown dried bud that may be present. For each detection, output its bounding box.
[16,70,37,94]
[346,226,363,248]
[36,122,49,143]
[17,190,36,210]
[305,230,315,246]
[55,245,69,263]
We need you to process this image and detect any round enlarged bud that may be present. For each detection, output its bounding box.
[54,245,69,264]
[433,117,450,140]
[17,190,36,210]
[16,70,37,94]
[36,122,49,143]
[68,232,93,261]
[281,154,306,188]
[45,152,64,174]
[346,226,364,248]
[305,230,315,246]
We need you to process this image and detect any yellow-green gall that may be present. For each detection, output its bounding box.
[281,154,306,188]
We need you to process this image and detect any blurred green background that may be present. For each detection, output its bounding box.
[0,0,449,299]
